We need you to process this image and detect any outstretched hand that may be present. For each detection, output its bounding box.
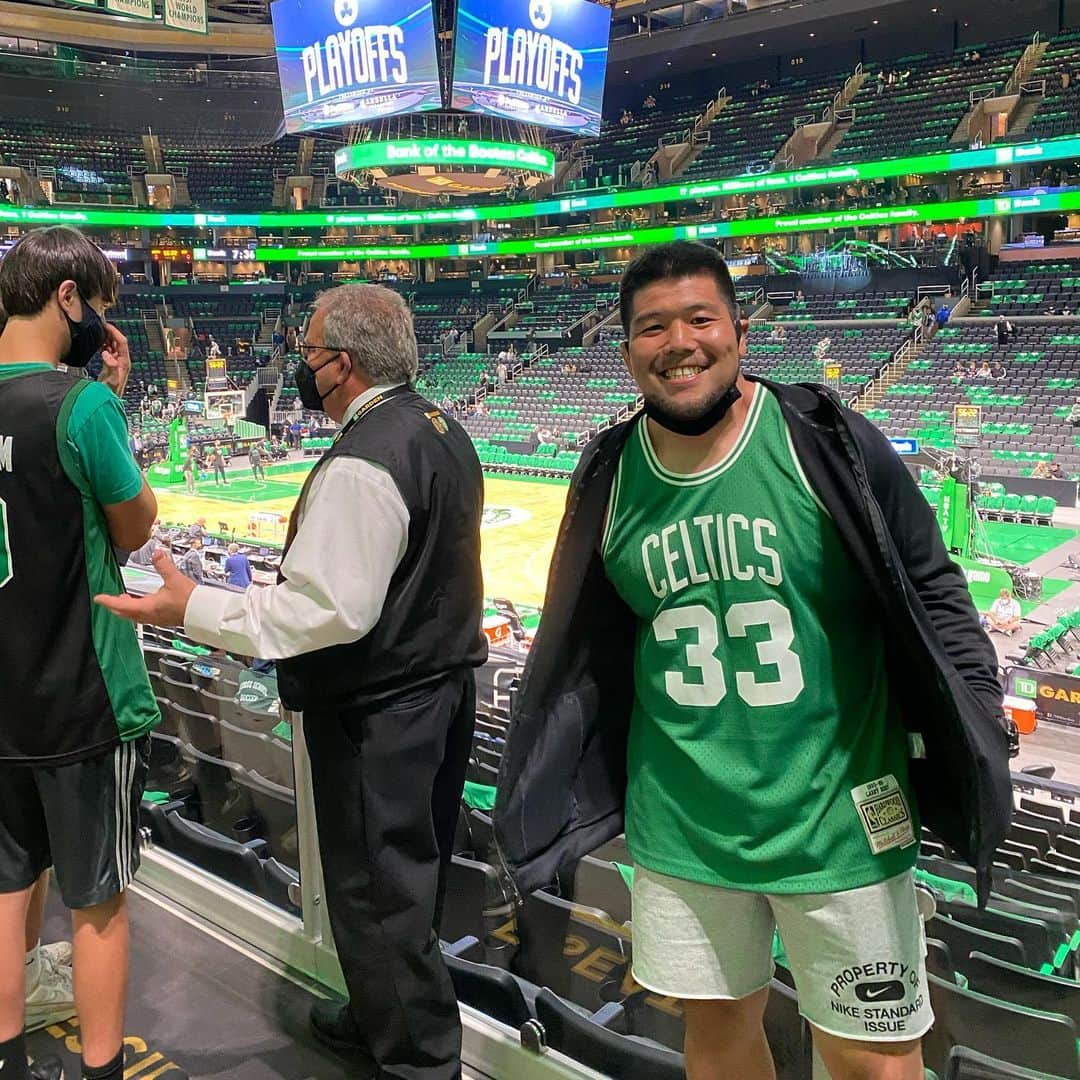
[95,548,196,627]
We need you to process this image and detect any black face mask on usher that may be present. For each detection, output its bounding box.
[63,292,107,369]
[295,356,337,411]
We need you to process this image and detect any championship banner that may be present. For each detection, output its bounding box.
[105,0,155,18]
[451,0,611,135]
[164,0,207,33]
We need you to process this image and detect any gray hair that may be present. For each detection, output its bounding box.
[315,284,418,384]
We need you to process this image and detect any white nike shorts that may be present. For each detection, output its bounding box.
[631,866,933,1043]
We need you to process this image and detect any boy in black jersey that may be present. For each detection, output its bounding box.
[0,228,159,1080]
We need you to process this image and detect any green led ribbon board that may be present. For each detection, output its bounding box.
[250,189,1080,260]
[0,135,1076,232]
[333,139,556,176]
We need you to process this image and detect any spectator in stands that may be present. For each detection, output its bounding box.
[1032,460,1052,478]
[769,323,785,341]
[223,543,253,589]
[1064,304,1074,317]
[1062,69,1072,90]
[0,225,159,1080]
[98,283,486,1080]
[248,443,266,484]
[936,302,951,327]
[952,361,967,379]
[496,241,1010,1080]
[178,537,204,584]
[995,315,1013,344]
[182,453,195,494]
[187,516,207,540]
[991,361,1007,380]
[207,334,221,358]
[620,108,633,126]
[987,588,1022,636]
[876,71,885,95]
[1048,461,1065,479]
[495,359,508,384]
[643,93,657,109]
[976,360,992,378]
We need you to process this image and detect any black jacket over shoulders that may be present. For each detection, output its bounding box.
[493,376,1011,905]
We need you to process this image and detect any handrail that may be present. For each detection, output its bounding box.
[969,84,996,105]
[1020,79,1047,96]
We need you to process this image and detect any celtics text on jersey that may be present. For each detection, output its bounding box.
[601,382,918,894]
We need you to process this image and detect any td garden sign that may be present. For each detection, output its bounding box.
[1009,667,1080,727]
[334,139,556,176]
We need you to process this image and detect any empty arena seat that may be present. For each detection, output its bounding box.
[928,916,1027,968]
[512,890,630,1015]
[564,855,632,926]
[228,764,298,869]
[944,1045,1063,1079]
[534,989,685,1080]
[965,952,1080,1027]
[923,973,1080,1079]
[445,952,536,1030]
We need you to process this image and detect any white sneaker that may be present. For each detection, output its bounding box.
[25,949,76,1032]
[40,941,73,968]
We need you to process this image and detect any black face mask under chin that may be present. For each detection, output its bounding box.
[644,382,742,437]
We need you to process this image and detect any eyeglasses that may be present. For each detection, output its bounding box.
[296,340,339,357]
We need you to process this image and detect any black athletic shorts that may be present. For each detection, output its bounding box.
[0,737,149,909]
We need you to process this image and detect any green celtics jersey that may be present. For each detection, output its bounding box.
[602,384,917,894]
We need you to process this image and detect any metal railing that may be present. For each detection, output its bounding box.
[0,49,279,89]
[969,84,997,106]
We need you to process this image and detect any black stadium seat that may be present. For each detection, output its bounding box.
[945,1045,1072,1080]
[964,952,1080,1028]
[534,988,685,1080]
[924,974,1080,1079]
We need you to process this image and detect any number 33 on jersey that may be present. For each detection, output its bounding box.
[602,384,918,894]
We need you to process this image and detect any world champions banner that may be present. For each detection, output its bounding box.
[271,0,441,134]
[451,0,611,135]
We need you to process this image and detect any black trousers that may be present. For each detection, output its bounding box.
[305,669,476,1080]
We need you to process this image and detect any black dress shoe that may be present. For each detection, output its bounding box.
[310,999,375,1064]
[29,1056,65,1080]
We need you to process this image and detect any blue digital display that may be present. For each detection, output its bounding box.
[451,0,610,136]
[271,0,441,134]
[889,438,920,455]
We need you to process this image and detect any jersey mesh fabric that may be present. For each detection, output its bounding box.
[55,377,159,747]
[602,384,918,894]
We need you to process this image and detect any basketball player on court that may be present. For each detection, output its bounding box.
[495,242,1011,1079]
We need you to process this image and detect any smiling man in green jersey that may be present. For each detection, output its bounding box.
[495,242,1010,1080]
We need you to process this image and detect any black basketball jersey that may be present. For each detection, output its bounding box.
[0,367,159,763]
